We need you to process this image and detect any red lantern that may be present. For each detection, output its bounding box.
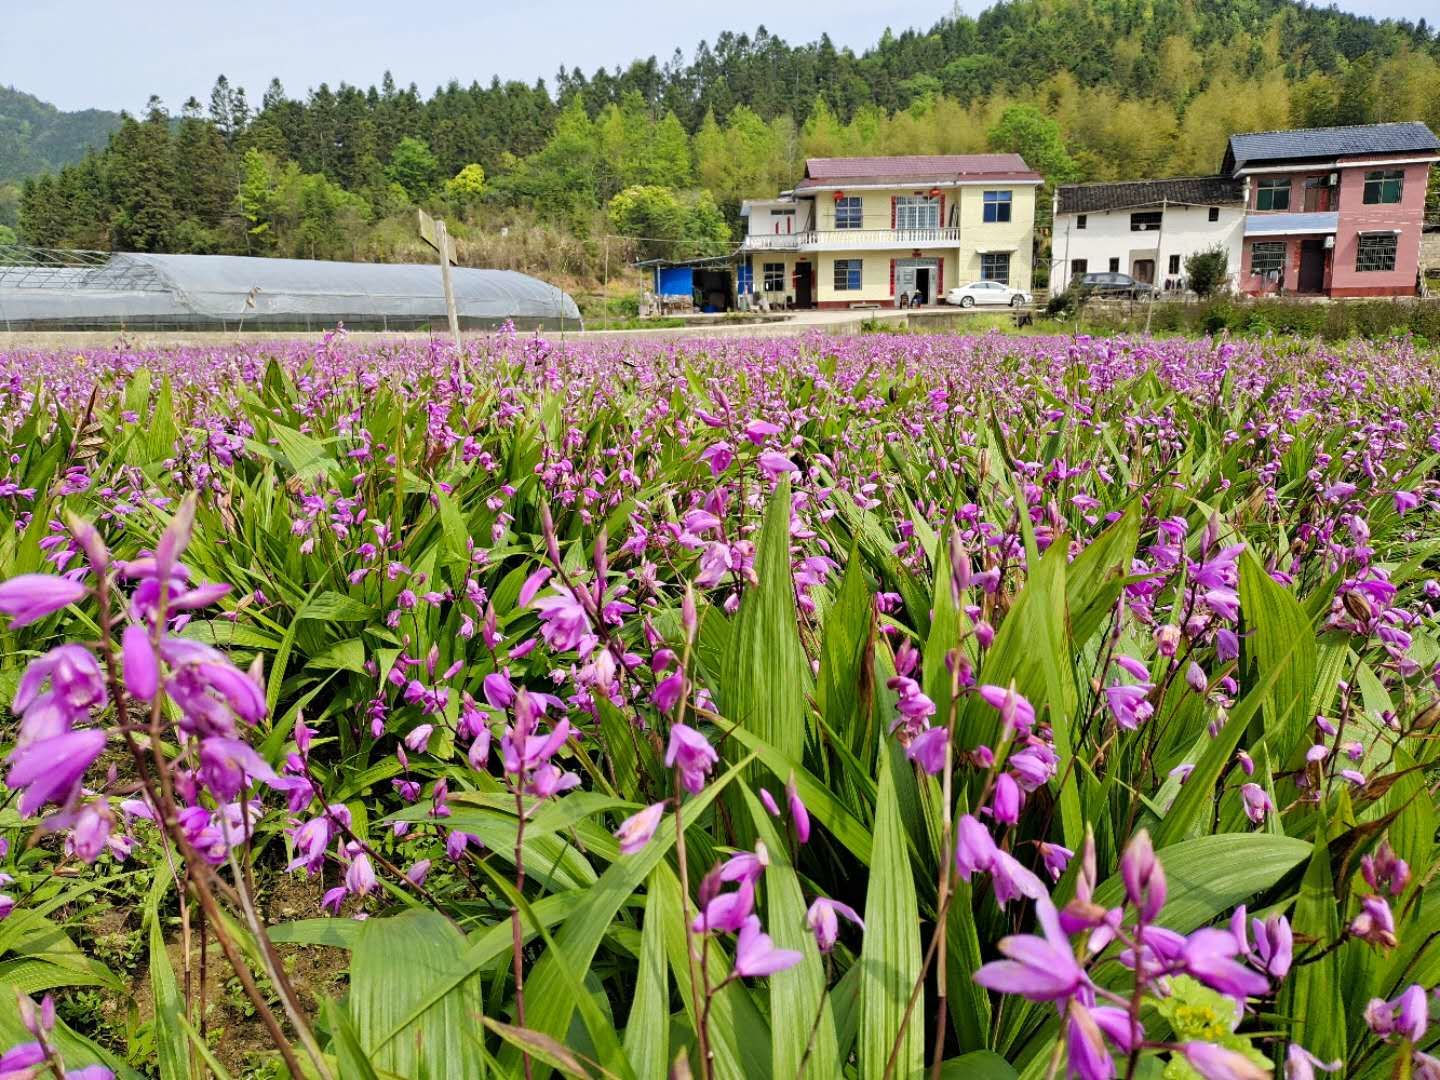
[928,187,942,197]
[833,190,845,201]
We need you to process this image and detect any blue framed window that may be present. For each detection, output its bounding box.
[833,258,863,290]
[983,190,1012,223]
[834,197,863,229]
[980,252,1010,283]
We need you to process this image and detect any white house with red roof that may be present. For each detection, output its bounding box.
[738,154,1042,309]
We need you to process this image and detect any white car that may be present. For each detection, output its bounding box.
[945,281,1032,308]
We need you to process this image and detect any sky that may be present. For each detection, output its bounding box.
[2,0,1434,115]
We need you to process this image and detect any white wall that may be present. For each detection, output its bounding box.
[1051,204,1245,293]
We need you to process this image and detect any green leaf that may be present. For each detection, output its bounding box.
[622,870,670,1080]
[322,997,381,1080]
[144,872,193,1080]
[1152,635,1296,849]
[940,1051,1018,1079]
[1280,831,1347,1063]
[1065,503,1140,649]
[718,474,811,769]
[1239,548,1318,763]
[742,785,838,1078]
[859,745,923,1080]
[351,908,486,1079]
[1092,834,1310,932]
[299,591,374,622]
[818,543,876,762]
[484,1019,596,1078]
[488,758,750,1076]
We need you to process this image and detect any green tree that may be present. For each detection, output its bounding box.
[236,148,278,254]
[444,164,487,211]
[679,190,731,258]
[106,99,178,252]
[0,224,16,245]
[387,136,439,200]
[986,104,1078,183]
[608,184,687,259]
[1184,245,1229,297]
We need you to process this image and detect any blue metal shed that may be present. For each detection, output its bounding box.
[656,266,694,296]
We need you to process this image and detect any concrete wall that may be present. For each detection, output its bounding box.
[1052,203,1245,293]
[812,249,959,307]
[1329,161,1430,297]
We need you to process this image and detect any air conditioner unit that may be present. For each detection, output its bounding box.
[1324,236,1335,249]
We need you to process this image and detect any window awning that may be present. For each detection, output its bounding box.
[1244,212,1339,237]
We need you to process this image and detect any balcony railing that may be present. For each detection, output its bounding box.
[742,227,963,252]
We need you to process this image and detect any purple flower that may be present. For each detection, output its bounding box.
[974,895,1089,1002]
[1240,783,1273,824]
[651,671,686,712]
[531,587,593,654]
[787,776,810,844]
[1183,927,1271,1000]
[665,724,717,795]
[758,788,781,816]
[1368,984,1429,1042]
[805,897,864,953]
[1285,1044,1341,1079]
[403,723,434,752]
[990,849,1047,907]
[756,451,798,480]
[977,684,1035,734]
[1249,913,1292,978]
[0,573,86,627]
[954,814,997,881]
[1186,662,1208,694]
[1216,628,1240,661]
[6,729,107,815]
[1349,894,1397,948]
[1120,830,1166,921]
[406,859,432,886]
[732,914,802,978]
[1180,1042,1268,1080]
[989,773,1022,825]
[1204,588,1241,622]
[905,726,948,775]
[615,802,666,855]
[692,877,755,934]
[198,737,278,801]
[1395,491,1421,515]
[122,625,159,701]
[1065,1003,1115,1080]
[345,852,376,896]
[1105,683,1154,730]
[1038,842,1072,881]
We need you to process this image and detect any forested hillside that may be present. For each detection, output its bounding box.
[0,86,120,184]
[10,0,1440,285]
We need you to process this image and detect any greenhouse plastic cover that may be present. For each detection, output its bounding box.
[0,252,581,330]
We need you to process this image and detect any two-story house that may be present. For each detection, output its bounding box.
[1050,176,1247,294]
[1050,122,1440,300]
[739,155,1042,309]
[1225,123,1440,297]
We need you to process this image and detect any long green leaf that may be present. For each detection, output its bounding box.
[859,745,922,1080]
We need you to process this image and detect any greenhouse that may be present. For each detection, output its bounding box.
[0,248,582,332]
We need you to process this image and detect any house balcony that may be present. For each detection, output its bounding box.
[1245,212,1338,237]
[741,227,963,252]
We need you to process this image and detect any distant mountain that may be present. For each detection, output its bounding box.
[0,86,120,183]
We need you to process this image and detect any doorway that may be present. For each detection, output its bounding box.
[1131,258,1156,285]
[895,258,940,306]
[1298,238,1326,294]
[794,261,813,308]
[913,267,931,305]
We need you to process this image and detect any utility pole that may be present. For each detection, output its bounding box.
[1145,197,1166,336]
[418,208,461,351]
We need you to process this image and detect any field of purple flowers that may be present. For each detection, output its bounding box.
[0,327,1438,1079]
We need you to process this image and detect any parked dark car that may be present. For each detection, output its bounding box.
[1076,272,1159,299]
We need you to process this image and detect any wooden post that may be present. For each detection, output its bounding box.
[1145,197,1166,336]
[435,218,462,350]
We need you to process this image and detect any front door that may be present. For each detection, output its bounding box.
[913,268,930,305]
[1131,258,1155,285]
[794,261,813,308]
[1298,238,1326,294]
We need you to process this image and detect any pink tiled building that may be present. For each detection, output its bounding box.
[1224,123,1440,298]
